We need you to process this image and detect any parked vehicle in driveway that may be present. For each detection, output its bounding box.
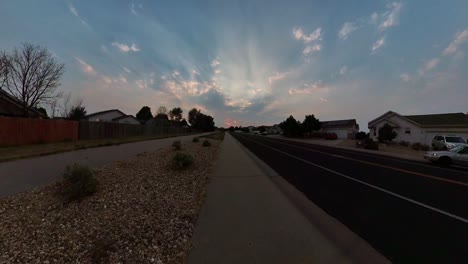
[431,135,466,150]
[424,145,468,167]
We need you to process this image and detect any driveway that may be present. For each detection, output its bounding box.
[0,133,207,198]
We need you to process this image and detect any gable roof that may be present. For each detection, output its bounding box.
[404,113,468,127]
[0,89,46,118]
[112,115,139,122]
[368,110,468,128]
[321,119,357,128]
[85,109,126,119]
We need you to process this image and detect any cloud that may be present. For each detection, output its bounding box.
[214,69,221,75]
[339,66,348,75]
[68,3,90,28]
[288,82,330,95]
[370,12,379,24]
[378,2,403,32]
[371,37,385,53]
[320,97,328,103]
[419,58,439,75]
[75,57,96,76]
[123,67,131,73]
[268,71,291,84]
[443,29,468,56]
[338,22,357,40]
[210,59,220,67]
[293,27,323,57]
[131,3,137,15]
[400,73,411,82]
[112,42,140,52]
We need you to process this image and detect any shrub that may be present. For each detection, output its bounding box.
[172,153,194,170]
[399,140,410,147]
[420,144,430,151]
[363,138,379,150]
[411,142,422,150]
[172,140,182,150]
[378,123,397,143]
[355,131,367,140]
[192,137,199,142]
[202,140,211,147]
[61,163,97,201]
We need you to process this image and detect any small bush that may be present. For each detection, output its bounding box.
[355,131,367,140]
[399,141,410,147]
[61,163,97,201]
[192,137,199,142]
[202,140,211,147]
[172,153,194,170]
[363,138,379,150]
[420,144,430,151]
[172,140,182,150]
[411,142,422,150]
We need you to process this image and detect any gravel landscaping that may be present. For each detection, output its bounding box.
[0,138,221,263]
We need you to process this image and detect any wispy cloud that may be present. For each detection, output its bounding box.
[68,3,89,28]
[293,27,323,57]
[419,58,439,75]
[112,42,140,52]
[339,66,348,75]
[75,57,96,76]
[371,37,385,53]
[338,22,357,40]
[210,59,220,67]
[130,3,137,15]
[320,97,328,103]
[400,73,411,82]
[443,29,468,56]
[123,67,131,73]
[268,71,291,84]
[288,82,329,95]
[378,2,403,32]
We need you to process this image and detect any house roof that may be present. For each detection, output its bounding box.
[112,115,138,121]
[0,89,46,118]
[321,119,357,128]
[404,113,468,127]
[368,111,468,128]
[85,109,126,119]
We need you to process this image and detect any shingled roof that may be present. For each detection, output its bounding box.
[320,119,357,128]
[404,113,468,127]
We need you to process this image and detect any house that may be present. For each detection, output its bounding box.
[368,111,468,145]
[0,89,46,118]
[84,109,141,125]
[267,125,282,134]
[319,119,359,139]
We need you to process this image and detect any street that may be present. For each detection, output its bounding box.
[231,133,468,263]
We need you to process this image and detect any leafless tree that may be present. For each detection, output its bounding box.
[4,43,64,116]
[0,51,9,90]
[157,106,167,115]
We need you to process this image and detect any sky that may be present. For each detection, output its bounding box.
[1,0,468,129]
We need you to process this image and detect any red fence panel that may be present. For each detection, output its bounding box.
[0,117,79,146]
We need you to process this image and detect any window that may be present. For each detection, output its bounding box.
[445,136,465,143]
[405,127,411,134]
[373,128,376,136]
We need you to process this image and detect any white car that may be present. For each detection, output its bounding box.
[424,145,468,167]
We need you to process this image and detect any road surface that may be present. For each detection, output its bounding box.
[232,133,468,263]
[0,133,207,198]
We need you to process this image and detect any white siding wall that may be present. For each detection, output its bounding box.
[370,114,468,145]
[323,128,348,139]
[87,111,123,122]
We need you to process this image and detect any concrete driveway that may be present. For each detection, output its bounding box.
[0,133,207,198]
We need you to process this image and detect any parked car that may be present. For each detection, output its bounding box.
[424,145,468,167]
[324,133,338,140]
[431,135,466,150]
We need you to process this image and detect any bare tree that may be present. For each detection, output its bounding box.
[4,43,65,116]
[157,106,167,115]
[0,51,9,90]
[61,91,72,118]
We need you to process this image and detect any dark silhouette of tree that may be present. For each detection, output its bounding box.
[157,106,167,115]
[136,106,153,122]
[36,107,48,118]
[3,43,65,116]
[169,107,183,121]
[188,108,215,131]
[279,115,302,137]
[0,51,9,90]
[301,115,321,133]
[68,105,87,121]
[378,123,397,143]
[154,113,169,120]
[188,108,200,126]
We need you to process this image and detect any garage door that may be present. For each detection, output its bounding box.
[325,129,348,139]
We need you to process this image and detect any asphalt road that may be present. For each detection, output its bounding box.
[0,133,208,198]
[231,133,468,264]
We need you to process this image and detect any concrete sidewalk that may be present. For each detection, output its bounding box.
[188,133,388,263]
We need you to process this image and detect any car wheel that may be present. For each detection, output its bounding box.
[438,156,452,167]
